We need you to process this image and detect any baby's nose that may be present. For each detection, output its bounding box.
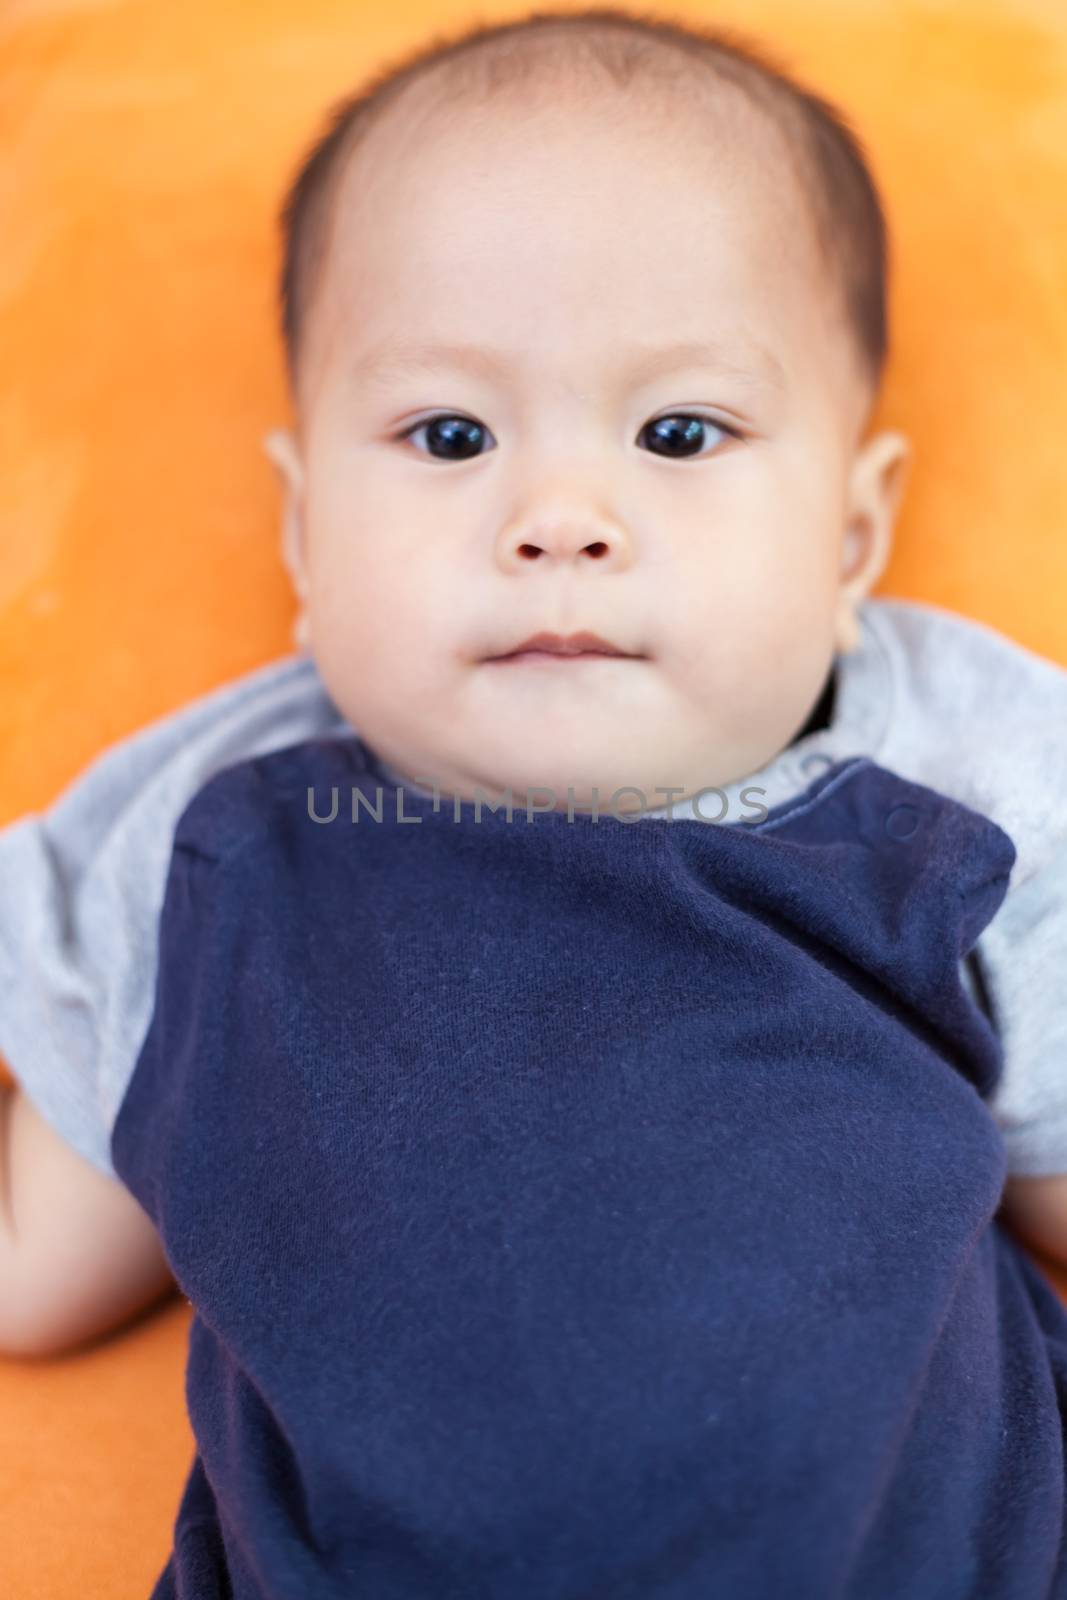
[494,511,634,572]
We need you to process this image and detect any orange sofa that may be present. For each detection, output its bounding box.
[2,1,1066,1591]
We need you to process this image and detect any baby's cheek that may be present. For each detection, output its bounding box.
[310,546,449,707]
[307,528,390,622]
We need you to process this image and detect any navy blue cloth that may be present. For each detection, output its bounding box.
[110,735,1067,1599]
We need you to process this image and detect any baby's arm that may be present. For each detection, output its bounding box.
[0,651,344,1358]
[0,1081,174,1358]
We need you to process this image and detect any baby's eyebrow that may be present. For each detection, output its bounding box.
[349,337,787,393]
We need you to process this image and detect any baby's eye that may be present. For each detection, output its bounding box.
[393,412,740,461]
[397,415,492,461]
[639,413,740,458]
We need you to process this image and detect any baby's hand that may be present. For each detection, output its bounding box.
[1000,1172,1067,1270]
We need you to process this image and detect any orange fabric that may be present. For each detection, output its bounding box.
[2,1,1066,1592]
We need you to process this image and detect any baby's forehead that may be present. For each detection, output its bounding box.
[333,66,815,246]
[307,75,856,412]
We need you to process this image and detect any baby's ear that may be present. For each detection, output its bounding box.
[834,430,913,654]
[261,429,310,652]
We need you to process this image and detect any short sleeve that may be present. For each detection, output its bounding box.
[862,601,1067,1178]
[979,845,1067,1176]
[0,652,348,1181]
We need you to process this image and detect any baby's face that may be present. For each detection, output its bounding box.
[277,85,908,812]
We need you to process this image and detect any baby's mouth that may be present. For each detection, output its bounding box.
[485,629,647,663]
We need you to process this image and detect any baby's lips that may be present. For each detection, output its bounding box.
[485,628,645,660]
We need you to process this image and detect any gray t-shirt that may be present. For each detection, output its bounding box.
[2,595,1066,1182]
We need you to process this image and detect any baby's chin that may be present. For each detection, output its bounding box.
[362,661,785,810]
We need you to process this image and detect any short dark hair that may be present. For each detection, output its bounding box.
[277,6,890,409]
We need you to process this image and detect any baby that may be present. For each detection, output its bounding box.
[4,7,1067,1597]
